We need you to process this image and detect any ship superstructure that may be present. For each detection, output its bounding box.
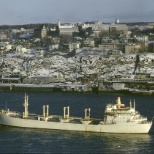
[0,95,152,133]
[104,97,148,125]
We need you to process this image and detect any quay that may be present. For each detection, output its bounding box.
[0,83,57,92]
[0,81,154,95]
[0,83,87,92]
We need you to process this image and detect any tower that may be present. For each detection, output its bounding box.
[58,19,61,29]
[41,25,47,39]
[115,19,120,24]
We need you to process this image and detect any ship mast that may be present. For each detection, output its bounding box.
[130,100,132,108]
[43,105,49,117]
[23,93,29,118]
[63,106,70,119]
[84,108,91,120]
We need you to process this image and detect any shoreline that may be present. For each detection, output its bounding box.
[0,83,154,96]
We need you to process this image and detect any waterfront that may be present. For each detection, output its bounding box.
[0,92,154,153]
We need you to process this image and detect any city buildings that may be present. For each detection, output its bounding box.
[0,19,154,93]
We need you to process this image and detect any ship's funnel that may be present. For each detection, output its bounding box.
[116,97,121,105]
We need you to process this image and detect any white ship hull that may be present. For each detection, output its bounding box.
[0,113,152,133]
[0,95,153,134]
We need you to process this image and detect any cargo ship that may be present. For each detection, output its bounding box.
[0,95,153,133]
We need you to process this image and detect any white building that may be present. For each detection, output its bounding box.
[112,83,125,90]
[69,42,81,51]
[16,45,34,54]
[135,36,149,42]
[49,44,59,50]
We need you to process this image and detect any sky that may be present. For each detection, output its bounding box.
[0,0,154,25]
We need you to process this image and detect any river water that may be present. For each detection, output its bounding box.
[0,91,154,153]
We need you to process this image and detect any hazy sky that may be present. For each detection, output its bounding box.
[0,0,154,25]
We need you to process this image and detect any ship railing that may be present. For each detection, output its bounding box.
[9,112,20,116]
[60,117,71,123]
[132,116,148,122]
[38,115,60,121]
[141,116,147,119]
[81,119,91,124]
[102,122,116,125]
[48,116,83,123]
[137,120,151,124]
[36,114,83,122]
[1,109,20,116]
[1,109,8,114]
[132,116,147,120]
[137,116,147,120]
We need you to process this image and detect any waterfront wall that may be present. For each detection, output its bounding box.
[0,82,154,95]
